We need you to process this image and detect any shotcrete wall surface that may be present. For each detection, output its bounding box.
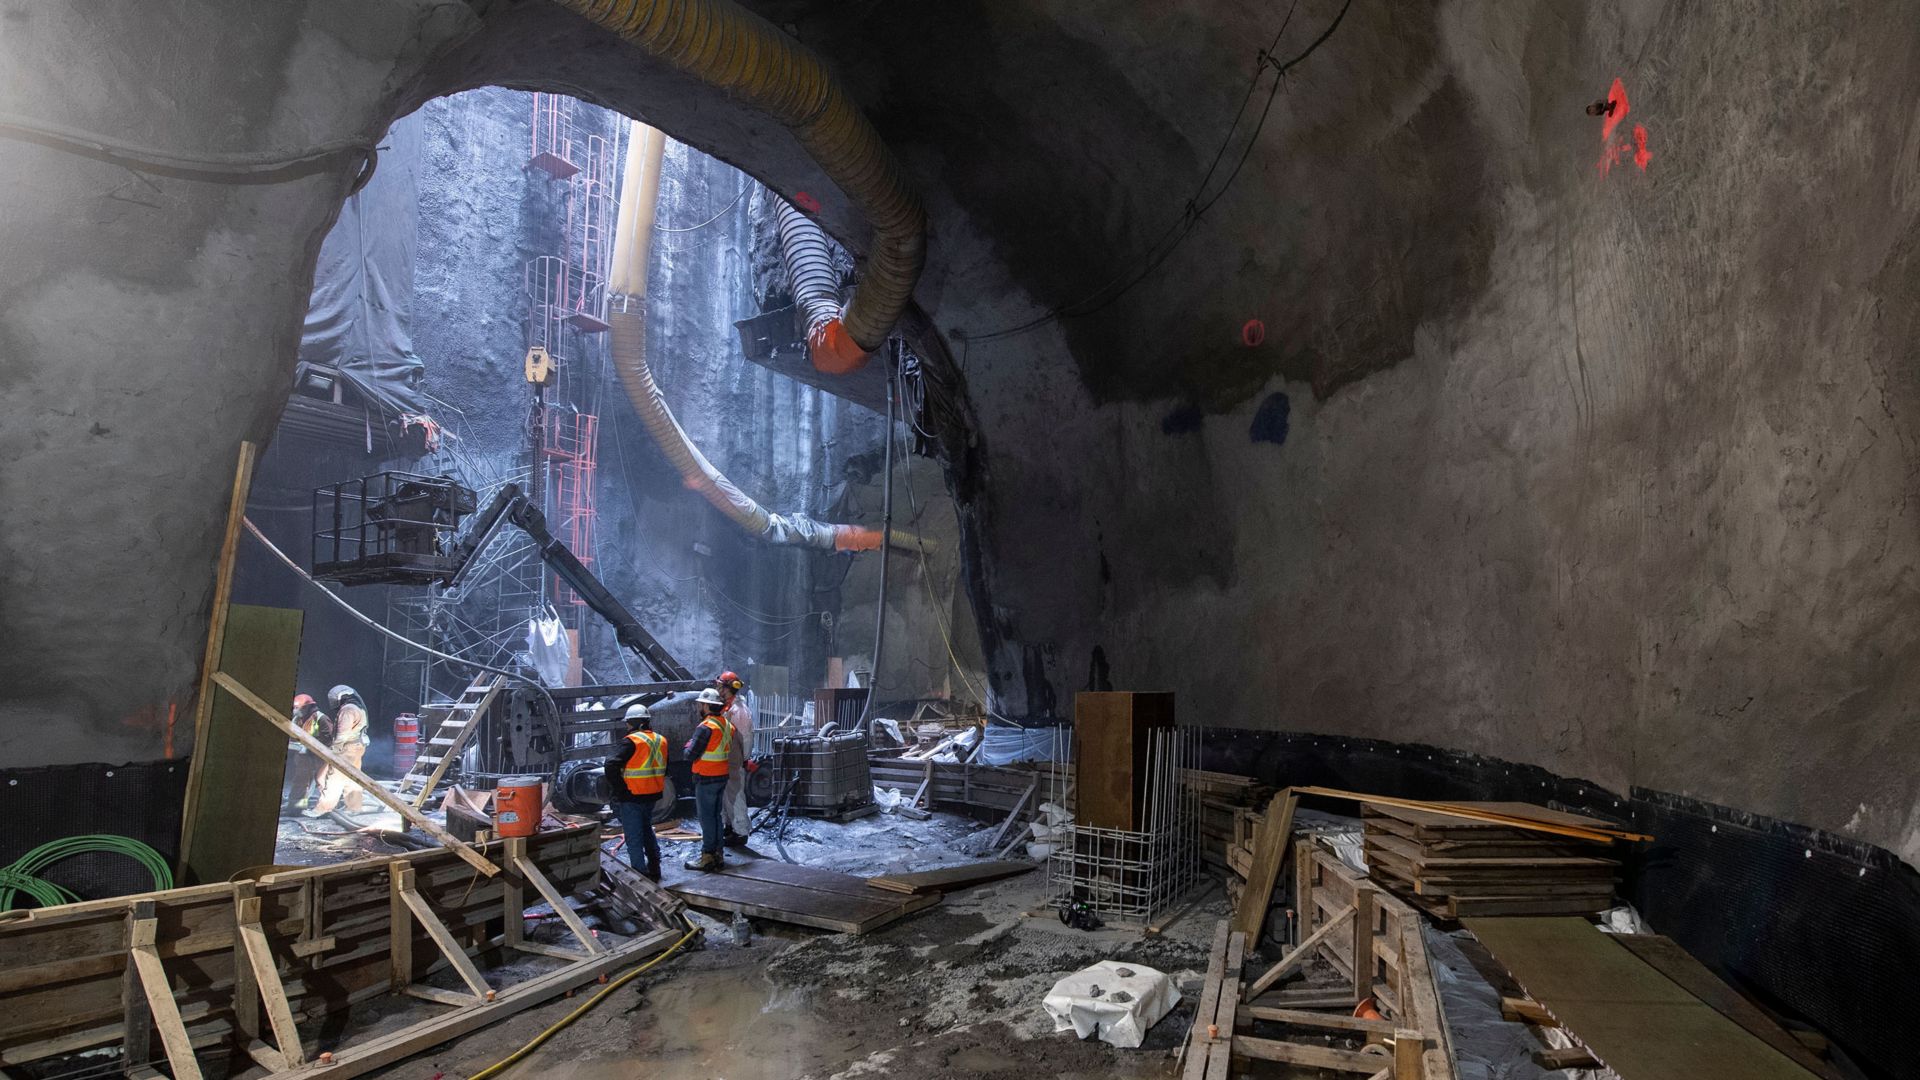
[4,0,1916,875]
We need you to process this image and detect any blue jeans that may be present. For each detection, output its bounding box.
[694,777,728,856]
[612,798,660,873]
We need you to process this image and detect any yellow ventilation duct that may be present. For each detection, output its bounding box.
[553,0,925,373]
[607,120,919,554]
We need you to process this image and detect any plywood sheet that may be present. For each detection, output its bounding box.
[1465,917,1821,1080]
[178,605,303,885]
[665,857,938,934]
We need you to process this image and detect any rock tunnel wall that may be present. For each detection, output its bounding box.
[1,0,1916,876]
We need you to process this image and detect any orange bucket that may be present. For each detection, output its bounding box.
[493,776,544,838]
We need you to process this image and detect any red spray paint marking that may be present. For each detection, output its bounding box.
[1241,319,1266,347]
[793,190,822,213]
[164,701,177,759]
[1601,78,1630,141]
[1595,79,1651,177]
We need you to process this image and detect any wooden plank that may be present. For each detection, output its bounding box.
[1242,1005,1396,1035]
[1393,1027,1423,1079]
[1181,922,1231,1080]
[1295,788,1649,842]
[1395,920,1454,1080]
[666,866,938,935]
[395,865,491,1001]
[1611,934,1841,1080]
[129,913,204,1080]
[988,777,1040,851]
[213,672,498,877]
[502,837,527,948]
[236,893,305,1067]
[511,852,604,955]
[1445,895,1614,917]
[1249,986,1361,1009]
[177,440,258,877]
[1232,790,1296,943]
[1244,901,1354,1000]
[179,604,303,885]
[1231,1034,1384,1072]
[261,928,681,1080]
[121,902,154,1075]
[1350,884,1375,1002]
[1465,917,1822,1080]
[865,861,1035,895]
[1500,996,1557,1026]
[1536,1045,1601,1068]
[1203,931,1245,1080]
[1365,831,1618,870]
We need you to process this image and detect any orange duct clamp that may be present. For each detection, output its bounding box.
[832,525,884,552]
[809,319,869,375]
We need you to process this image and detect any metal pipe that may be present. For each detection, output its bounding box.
[858,350,896,729]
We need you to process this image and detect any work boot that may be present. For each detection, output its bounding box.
[684,852,722,872]
[723,830,751,850]
[644,862,661,883]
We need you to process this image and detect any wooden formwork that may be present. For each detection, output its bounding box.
[0,825,676,1079]
[1187,838,1456,1079]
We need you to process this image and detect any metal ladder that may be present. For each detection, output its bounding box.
[399,675,507,809]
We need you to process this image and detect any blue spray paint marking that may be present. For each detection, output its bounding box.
[1249,391,1290,446]
[1161,405,1204,435]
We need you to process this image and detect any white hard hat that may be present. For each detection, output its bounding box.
[695,687,725,706]
[623,703,652,724]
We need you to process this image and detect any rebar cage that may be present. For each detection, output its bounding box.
[1048,726,1201,925]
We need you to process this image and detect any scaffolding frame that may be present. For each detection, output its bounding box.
[1047,726,1201,925]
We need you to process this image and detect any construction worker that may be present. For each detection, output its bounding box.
[283,694,331,813]
[717,670,754,847]
[682,687,734,871]
[307,684,370,816]
[603,702,667,880]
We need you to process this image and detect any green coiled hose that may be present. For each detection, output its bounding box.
[0,835,174,911]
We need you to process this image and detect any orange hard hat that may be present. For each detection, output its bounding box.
[717,671,744,692]
[293,693,316,709]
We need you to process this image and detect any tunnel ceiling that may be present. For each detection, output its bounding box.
[447,0,1501,408]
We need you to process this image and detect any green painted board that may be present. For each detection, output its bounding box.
[178,604,304,885]
[1465,917,1820,1080]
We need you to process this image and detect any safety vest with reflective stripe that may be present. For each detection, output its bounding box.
[622,730,668,796]
[691,716,733,777]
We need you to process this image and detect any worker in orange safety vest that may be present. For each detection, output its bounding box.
[603,702,667,880]
[682,687,734,871]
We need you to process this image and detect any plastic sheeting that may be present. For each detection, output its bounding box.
[977,724,1065,765]
[1042,961,1179,1048]
[298,110,428,417]
[525,609,571,687]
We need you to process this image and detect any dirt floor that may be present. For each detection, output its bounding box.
[268,806,1221,1080]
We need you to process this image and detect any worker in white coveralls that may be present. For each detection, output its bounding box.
[716,670,754,848]
[306,684,370,816]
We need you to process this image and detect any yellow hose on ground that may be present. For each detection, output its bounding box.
[466,924,701,1080]
[553,0,925,371]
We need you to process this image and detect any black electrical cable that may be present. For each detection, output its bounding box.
[964,0,1353,343]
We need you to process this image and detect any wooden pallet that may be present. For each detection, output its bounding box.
[664,857,939,934]
[0,826,630,1076]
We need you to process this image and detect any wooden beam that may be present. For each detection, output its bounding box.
[261,928,681,1080]
[502,837,527,949]
[1500,996,1557,1026]
[989,776,1040,853]
[1204,930,1245,1080]
[1394,1028,1423,1079]
[120,901,154,1075]
[1181,923,1232,1080]
[1244,902,1355,1001]
[1232,790,1297,943]
[213,672,498,877]
[1242,1006,1396,1035]
[128,910,204,1080]
[1351,884,1375,1003]
[393,865,492,1001]
[236,895,304,1066]
[1231,1034,1384,1072]
[177,440,258,874]
[510,851,604,956]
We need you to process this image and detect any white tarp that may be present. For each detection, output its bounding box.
[1042,961,1179,1049]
